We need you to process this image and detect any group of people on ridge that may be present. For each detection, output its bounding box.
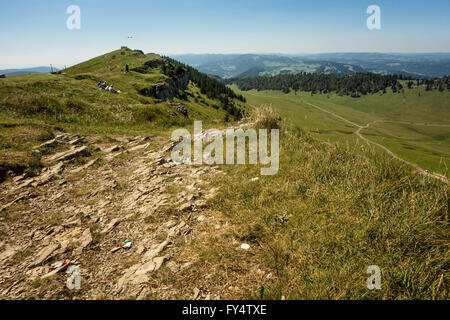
[97,81,121,94]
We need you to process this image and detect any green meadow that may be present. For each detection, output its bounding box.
[234,85,450,176]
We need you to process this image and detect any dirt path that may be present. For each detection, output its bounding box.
[304,102,449,183]
[0,131,229,299]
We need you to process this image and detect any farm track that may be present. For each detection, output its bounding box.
[303,102,449,183]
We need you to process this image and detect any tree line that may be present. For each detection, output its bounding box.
[227,72,450,97]
[161,56,247,119]
[407,76,450,92]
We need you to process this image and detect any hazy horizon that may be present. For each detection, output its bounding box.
[1,0,449,69]
[3,51,450,71]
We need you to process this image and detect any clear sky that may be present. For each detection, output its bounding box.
[1,0,449,68]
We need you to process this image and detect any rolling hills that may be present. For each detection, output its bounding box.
[302,53,450,78]
[172,53,450,79]
[172,54,366,78]
[0,67,59,76]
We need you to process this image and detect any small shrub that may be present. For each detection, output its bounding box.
[253,106,282,130]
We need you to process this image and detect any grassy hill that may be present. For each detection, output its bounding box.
[0,48,248,181]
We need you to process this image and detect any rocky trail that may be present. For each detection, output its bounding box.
[0,130,230,299]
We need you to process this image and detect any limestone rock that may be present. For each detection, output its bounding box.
[193,287,200,300]
[34,139,59,149]
[47,146,91,162]
[71,158,99,174]
[35,162,65,186]
[105,145,121,153]
[0,245,18,264]
[75,228,92,255]
[101,218,121,234]
[31,243,60,267]
[178,202,193,212]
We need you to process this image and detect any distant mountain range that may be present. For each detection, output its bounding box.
[171,53,450,79]
[301,53,450,78]
[5,52,450,79]
[0,66,58,76]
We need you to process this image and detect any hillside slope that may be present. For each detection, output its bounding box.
[0,109,447,300]
[0,48,248,181]
[230,75,450,177]
[0,50,447,300]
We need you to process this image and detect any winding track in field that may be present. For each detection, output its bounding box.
[303,102,449,183]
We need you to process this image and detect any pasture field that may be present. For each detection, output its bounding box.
[234,86,450,176]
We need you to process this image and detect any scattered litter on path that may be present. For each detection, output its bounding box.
[240,243,250,250]
[123,240,132,249]
[42,259,72,279]
[111,240,132,252]
[50,259,70,269]
[111,245,121,253]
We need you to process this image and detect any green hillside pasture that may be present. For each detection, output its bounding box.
[362,122,449,175]
[235,87,450,175]
[65,48,162,74]
[238,89,364,143]
[302,86,450,125]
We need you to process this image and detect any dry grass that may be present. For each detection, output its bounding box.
[139,109,448,300]
[195,121,449,300]
[253,105,282,130]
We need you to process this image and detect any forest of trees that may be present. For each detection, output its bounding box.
[161,57,247,119]
[410,76,450,92]
[228,73,450,97]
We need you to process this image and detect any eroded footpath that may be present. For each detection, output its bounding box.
[0,132,226,299]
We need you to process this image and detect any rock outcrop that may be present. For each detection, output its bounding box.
[46,146,90,163]
[139,71,190,102]
[143,60,165,69]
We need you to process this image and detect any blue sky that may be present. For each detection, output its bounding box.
[0,0,449,68]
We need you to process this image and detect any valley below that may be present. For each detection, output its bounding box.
[237,86,450,179]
